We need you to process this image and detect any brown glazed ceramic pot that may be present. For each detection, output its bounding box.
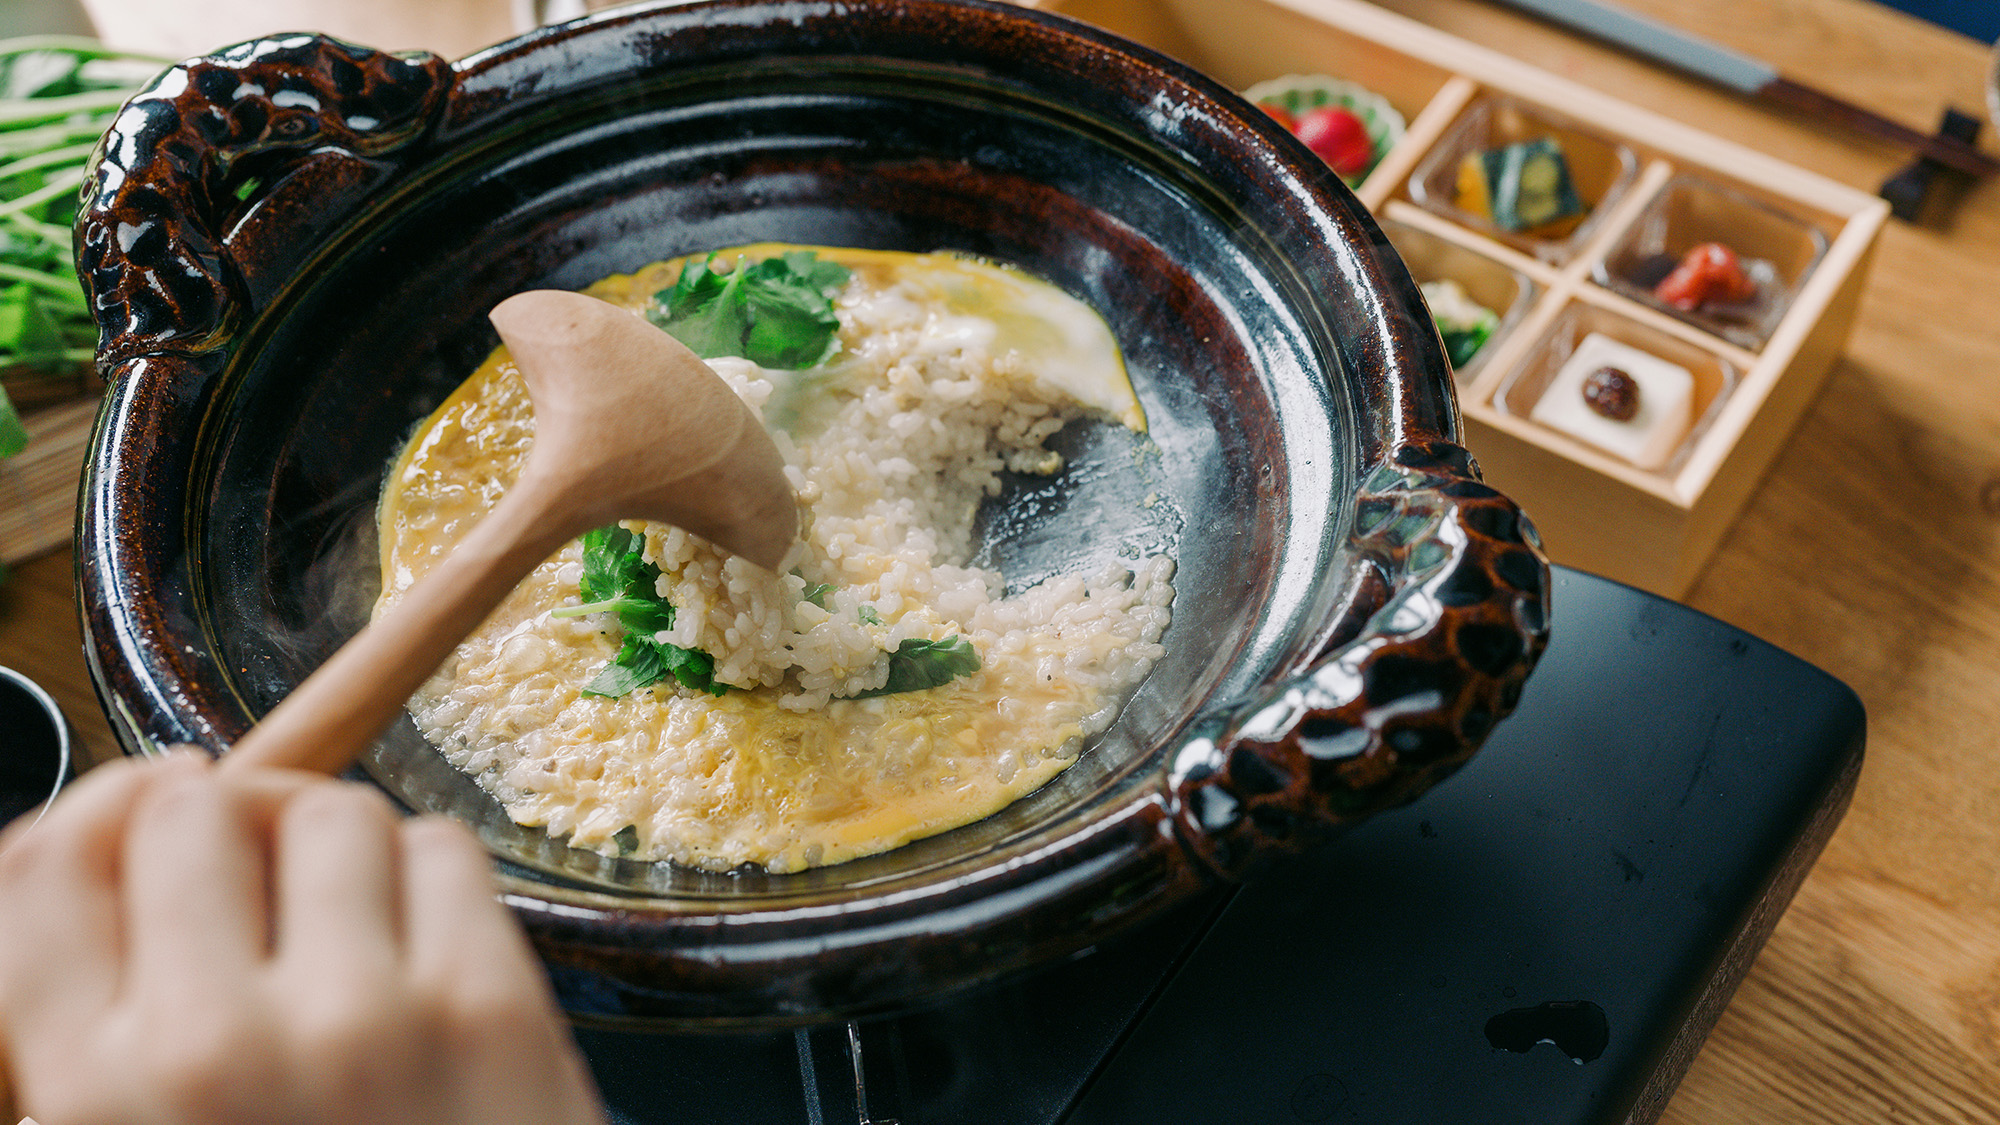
[75,0,1550,1027]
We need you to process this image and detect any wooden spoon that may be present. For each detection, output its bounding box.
[222,290,797,776]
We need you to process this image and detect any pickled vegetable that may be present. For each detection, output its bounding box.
[1652,242,1756,311]
[1457,137,1584,234]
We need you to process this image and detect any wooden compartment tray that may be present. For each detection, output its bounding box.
[1037,0,1888,598]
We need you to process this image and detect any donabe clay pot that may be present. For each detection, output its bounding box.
[75,0,1549,1026]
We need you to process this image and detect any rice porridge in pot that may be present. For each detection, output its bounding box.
[376,244,1176,873]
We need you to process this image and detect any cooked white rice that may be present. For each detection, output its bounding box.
[378,249,1174,872]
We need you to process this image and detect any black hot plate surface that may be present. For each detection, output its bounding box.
[574,565,1864,1124]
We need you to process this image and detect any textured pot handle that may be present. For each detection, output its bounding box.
[75,36,453,371]
[1167,438,1551,878]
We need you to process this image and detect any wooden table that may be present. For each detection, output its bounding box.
[3,0,1998,1119]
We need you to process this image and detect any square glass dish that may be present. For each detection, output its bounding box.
[1593,173,1829,350]
[1407,95,1637,264]
[1380,218,1536,388]
[1493,300,1738,475]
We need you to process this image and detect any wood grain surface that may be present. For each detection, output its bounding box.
[1,0,1997,1120]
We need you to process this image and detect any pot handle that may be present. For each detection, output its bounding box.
[75,36,453,372]
[1167,439,1551,878]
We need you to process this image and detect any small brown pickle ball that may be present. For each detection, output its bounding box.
[1581,365,1640,422]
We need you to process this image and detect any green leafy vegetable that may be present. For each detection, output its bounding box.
[800,581,836,609]
[851,635,981,699]
[857,605,882,625]
[648,250,851,369]
[555,525,675,633]
[0,381,24,457]
[1440,321,1495,368]
[0,280,67,365]
[1417,278,1499,370]
[554,525,724,698]
[0,37,168,460]
[582,633,720,699]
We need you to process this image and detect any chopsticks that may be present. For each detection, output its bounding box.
[1490,0,2000,178]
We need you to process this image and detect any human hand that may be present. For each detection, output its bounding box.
[0,751,608,1125]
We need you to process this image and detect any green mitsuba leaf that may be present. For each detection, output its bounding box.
[661,642,724,695]
[648,250,850,369]
[558,524,725,698]
[581,634,724,699]
[656,260,751,360]
[581,634,666,699]
[851,635,981,699]
[558,525,675,633]
[577,525,650,601]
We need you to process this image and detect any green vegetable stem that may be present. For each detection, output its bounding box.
[0,37,166,458]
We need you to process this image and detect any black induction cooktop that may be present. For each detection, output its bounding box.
[573,565,1865,1125]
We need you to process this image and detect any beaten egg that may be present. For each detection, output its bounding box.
[376,245,1173,872]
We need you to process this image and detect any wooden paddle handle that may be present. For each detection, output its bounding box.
[224,472,574,776]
